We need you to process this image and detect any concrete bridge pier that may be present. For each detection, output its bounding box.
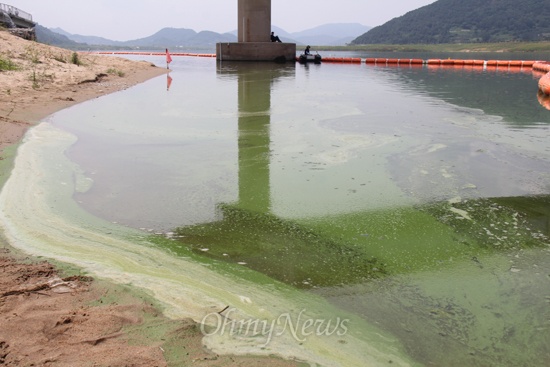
[217,0,296,62]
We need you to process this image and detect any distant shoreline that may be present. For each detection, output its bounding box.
[315,42,550,53]
[73,42,550,55]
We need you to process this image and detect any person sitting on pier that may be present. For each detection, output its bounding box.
[271,32,282,42]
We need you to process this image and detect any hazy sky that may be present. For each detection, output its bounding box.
[7,0,436,40]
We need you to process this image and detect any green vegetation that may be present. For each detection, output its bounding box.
[53,54,67,63]
[106,68,125,77]
[0,56,18,70]
[30,71,39,89]
[25,45,40,64]
[70,52,81,66]
[25,45,42,89]
[353,0,550,45]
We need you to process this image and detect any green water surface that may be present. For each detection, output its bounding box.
[44,56,550,366]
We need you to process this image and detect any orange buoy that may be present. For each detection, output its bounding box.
[407,63,424,69]
[539,72,550,96]
[322,57,362,64]
[427,59,441,65]
[396,59,422,65]
[532,62,544,71]
[326,57,361,63]
[533,70,548,78]
[538,91,550,110]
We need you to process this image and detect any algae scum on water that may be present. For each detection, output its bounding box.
[37,57,550,366]
[172,196,549,288]
[168,195,550,366]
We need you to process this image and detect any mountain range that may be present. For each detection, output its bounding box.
[37,23,371,51]
[22,0,550,50]
[352,0,550,44]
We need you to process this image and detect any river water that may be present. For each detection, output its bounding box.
[1,53,550,366]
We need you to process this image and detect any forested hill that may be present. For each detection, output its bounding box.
[352,0,550,44]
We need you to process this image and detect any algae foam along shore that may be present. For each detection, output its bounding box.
[0,121,419,366]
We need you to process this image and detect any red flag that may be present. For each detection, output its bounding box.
[166,48,172,67]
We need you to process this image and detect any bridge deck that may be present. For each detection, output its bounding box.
[0,3,35,28]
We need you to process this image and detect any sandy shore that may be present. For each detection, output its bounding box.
[0,31,301,367]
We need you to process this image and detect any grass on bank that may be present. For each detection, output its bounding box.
[314,41,550,53]
[107,68,125,77]
[0,56,18,71]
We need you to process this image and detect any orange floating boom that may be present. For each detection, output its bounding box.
[539,72,550,96]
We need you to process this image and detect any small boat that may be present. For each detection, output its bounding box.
[298,53,322,64]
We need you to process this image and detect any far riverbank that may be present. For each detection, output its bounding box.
[313,41,550,53]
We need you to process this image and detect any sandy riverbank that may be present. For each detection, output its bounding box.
[0,31,301,367]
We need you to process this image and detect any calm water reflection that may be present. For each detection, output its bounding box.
[50,54,550,366]
[53,56,550,229]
